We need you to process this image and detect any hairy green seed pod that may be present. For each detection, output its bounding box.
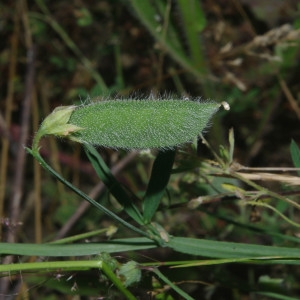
[67,99,221,149]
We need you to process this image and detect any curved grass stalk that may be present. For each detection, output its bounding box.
[233,171,300,211]
[247,200,300,228]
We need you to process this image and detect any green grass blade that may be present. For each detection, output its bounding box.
[168,237,300,259]
[172,257,300,268]
[0,237,156,257]
[290,139,300,176]
[256,292,299,300]
[49,227,117,244]
[143,150,175,223]
[83,144,144,225]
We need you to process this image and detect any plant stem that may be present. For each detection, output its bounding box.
[101,261,137,300]
[0,260,102,273]
[152,267,195,300]
[26,148,150,239]
[0,260,136,300]
[233,171,300,211]
[247,200,300,228]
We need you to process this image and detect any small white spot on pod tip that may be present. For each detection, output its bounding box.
[220,101,230,110]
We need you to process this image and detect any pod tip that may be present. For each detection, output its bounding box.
[220,101,230,111]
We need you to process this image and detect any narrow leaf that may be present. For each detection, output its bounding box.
[255,292,298,300]
[169,237,300,259]
[143,149,175,222]
[0,237,156,257]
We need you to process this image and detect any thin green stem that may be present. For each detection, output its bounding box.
[233,171,300,211]
[26,148,150,239]
[101,261,137,300]
[200,133,227,168]
[152,268,195,300]
[49,227,116,244]
[0,260,102,273]
[0,260,136,300]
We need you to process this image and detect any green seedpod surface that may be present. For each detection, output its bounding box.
[68,99,219,149]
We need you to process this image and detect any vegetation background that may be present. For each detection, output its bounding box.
[1,0,300,299]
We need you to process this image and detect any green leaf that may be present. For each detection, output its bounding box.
[290,139,300,176]
[143,150,175,222]
[83,144,144,225]
[0,237,156,257]
[2,236,300,265]
[168,237,300,259]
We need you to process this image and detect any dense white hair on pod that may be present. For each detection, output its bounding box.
[66,96,224,150]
